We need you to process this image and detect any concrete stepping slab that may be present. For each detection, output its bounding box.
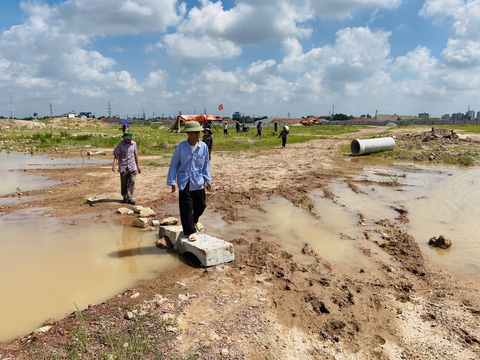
[159,225,234,267]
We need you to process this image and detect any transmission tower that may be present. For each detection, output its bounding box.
[107,102,112,117]
[50,103,53,117]
[9,93,14,119]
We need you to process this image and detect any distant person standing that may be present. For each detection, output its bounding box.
[256,122,262,137]
[274,122,278,132]
[278,126,289,148]
[236,122,240,133]
[112,131,141,205]
[167,121,212,242]
[223,121,228,135]
[202,127,214,160]
[120,121,129,133]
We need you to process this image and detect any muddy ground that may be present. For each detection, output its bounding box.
[0,126,479,359]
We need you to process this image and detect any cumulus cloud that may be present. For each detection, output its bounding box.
[420,0,480,68]
[162,0,313,66]
[50,0,185,36]
[163,33,242,65]
[144,70,169,88]
[0,0,149,115]
[419,0,464,18]
[310,0,402,19]
[280,27,391,91]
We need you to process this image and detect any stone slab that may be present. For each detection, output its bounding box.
[158,225,234,267]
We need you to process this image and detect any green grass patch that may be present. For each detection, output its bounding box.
[1,123,362,156]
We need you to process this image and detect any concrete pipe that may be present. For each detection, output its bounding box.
[350,137,395,156]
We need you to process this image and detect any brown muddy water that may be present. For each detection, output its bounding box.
[0,208,180,342]
[0,150,107,197]
[1,153,479,341]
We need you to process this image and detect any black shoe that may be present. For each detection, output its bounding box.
[121,199,127,203]
[126,199,136,205]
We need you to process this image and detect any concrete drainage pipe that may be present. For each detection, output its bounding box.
[350,137,395,156]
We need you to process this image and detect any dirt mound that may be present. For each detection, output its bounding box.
[422,127,459,142]
[0,119,46,130]
[42,117,112,128]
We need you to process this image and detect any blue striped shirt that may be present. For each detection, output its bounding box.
[167,140,211,191]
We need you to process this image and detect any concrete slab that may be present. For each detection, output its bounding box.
[158,225,234,267]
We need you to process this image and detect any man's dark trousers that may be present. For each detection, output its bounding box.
[179,183,206,236]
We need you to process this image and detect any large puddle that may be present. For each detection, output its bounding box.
[0,150,108,197]
[0,208,180,342]
[1,152,480,342]
[343,160,480,275]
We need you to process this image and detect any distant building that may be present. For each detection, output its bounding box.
[467,110,475,121]
[232,111,241,121]
[452,113,463,121]
[441,114,450,120]
[418,112,429,119]
[78,112,94,119]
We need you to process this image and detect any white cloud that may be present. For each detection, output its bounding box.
[144,70,169,88]
[51,0,185,36]
[163,34,242,65]
[310,0,402,19]
[419,0,464,18]
[280,27,391,91]
[71,86,106,98]
[443,39,480,67]
[394,46,439,74]
[420,0,480,68]
[162,0,313,66]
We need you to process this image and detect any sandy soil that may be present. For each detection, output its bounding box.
[1,127,480,359]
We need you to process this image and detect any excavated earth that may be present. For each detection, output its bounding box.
[0,125,479,359]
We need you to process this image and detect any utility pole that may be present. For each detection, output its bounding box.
[107,102,112,117]
[10,93,14,119]
[204,107,206,115]
[142,109,146,120]
[50,103,53,117]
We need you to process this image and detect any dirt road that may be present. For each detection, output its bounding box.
[1,126,479,359]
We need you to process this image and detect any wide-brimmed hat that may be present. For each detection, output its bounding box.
[203,127,212,133]
[181,121,204,133]
[122,131,134,139]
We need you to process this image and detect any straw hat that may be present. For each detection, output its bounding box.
[181,121,204,132]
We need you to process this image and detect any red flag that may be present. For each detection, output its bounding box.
[218,104,223,110]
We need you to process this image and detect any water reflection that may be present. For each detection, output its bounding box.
[0,209,179,342]
[343,162,480,275]
[0,150,108,196]
[201,197,372,268]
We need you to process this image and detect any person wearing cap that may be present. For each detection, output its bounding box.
[167,121,212,242]
[202,127,214,160]
[112,131,141,205]
[278,125,290,148]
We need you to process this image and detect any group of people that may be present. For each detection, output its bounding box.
[112,120,289,241]
[112,121,211,242]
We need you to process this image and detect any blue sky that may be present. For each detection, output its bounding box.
[1,0,479,119]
